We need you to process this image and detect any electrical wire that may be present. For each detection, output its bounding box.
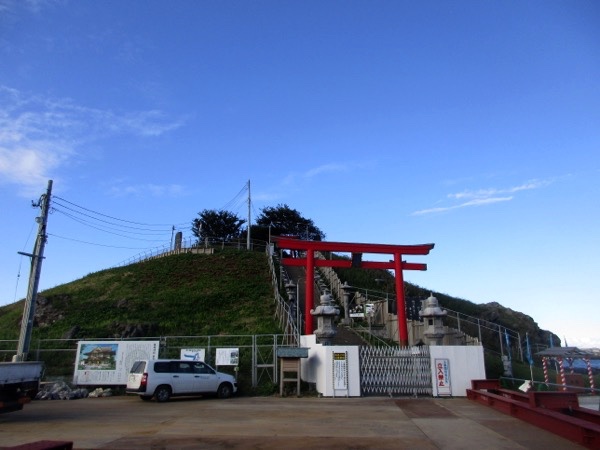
[220,183,248,211]
[52,200,173,232]
[47,197,194,251]
[52,208,171,237]
[51,208,172,242]
[13,221,37,303]
[53,196,190,228]
[48,233,161,249]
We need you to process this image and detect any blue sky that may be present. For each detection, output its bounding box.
[1,0,598,348]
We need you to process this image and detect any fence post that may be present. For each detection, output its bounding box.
[252,335,257,387]
[272,335,278,384]
[207,336,212,364]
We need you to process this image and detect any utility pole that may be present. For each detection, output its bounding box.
[246,179,251,250]
[15,180,53,362]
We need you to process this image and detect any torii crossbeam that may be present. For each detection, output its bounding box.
[275,238,435,346]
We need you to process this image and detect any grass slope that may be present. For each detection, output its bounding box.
[0,250,280,341]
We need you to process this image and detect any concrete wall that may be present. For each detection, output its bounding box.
[300,336,485,398]
[300,335,361,397]
[429,345,486,397]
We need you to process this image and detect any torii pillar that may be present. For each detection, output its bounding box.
[275,238,434,346]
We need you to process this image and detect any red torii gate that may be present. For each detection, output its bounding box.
[275,237,435,346]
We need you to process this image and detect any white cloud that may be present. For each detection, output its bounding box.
[0,86,185,196]
[304,163,349,178]
[449,180,551,200]
[412,179,552,216]
[412,197,513,216]
[0,0,63,14]
[279,162,350,188]
[108,182,185,198]
[0,145,67,187]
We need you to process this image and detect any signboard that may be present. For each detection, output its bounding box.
[349,304,374,319]
[180,348,205,361]
[73,340,159,385]
[435,358,452,396]
[333,352,348,390]
[215,348,239,366]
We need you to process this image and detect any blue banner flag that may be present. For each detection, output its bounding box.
[526,333,534,366]
[504,329,511,361]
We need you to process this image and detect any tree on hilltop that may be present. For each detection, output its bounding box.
[254,204,325,241]
[192,209,245,244]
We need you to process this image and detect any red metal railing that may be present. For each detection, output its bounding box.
[467,379,600,448]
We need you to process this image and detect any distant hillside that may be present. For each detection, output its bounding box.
[334,265,559,353]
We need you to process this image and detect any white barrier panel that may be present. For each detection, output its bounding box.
[429,346,486,397]
[300,335,361,397]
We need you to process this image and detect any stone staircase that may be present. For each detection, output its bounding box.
[283,264,368,346]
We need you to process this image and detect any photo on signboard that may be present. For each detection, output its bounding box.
[77,343,118,371]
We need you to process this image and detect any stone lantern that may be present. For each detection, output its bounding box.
[311,291,339,345]
[284,281,298,324]
[340,282,353,325]
[419,293,447,346]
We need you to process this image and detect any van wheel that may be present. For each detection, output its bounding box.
[217,383,232,399]
[140,395,152,401]
[154,385,172,402]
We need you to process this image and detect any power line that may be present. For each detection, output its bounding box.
[52,207,172,236]
[251,203,261,221]
[52,207,172,238]
[220,183,248,211]
[48,233,158,250]
[52,203,170,233]
[13,221,37,303]
[53,196,190,228]
[46,197,193,252]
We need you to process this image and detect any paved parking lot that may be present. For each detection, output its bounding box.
[0,395,583,449]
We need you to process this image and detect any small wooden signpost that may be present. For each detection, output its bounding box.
[277,347,309,397]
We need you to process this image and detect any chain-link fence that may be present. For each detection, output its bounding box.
[0,334,296,395]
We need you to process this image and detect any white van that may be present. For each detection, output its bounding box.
[126,359,237,402]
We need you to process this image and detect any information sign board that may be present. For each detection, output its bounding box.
[73,340,159,385]
[180,348,206,361]
[435,358,452,396]
[333,352,348,390]
[215,348,239,366]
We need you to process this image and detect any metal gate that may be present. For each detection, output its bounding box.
[360,346,432,396]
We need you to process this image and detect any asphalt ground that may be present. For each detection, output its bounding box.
[0,395,584,449]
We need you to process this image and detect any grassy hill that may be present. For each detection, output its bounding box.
[1,247,582,385]
[0,250,279,342]
[0,247,559,354]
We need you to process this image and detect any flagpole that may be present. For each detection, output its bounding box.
[529,360,534,383]
[526,332,534,383]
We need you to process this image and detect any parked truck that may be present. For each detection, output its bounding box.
[0,361,44,413]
